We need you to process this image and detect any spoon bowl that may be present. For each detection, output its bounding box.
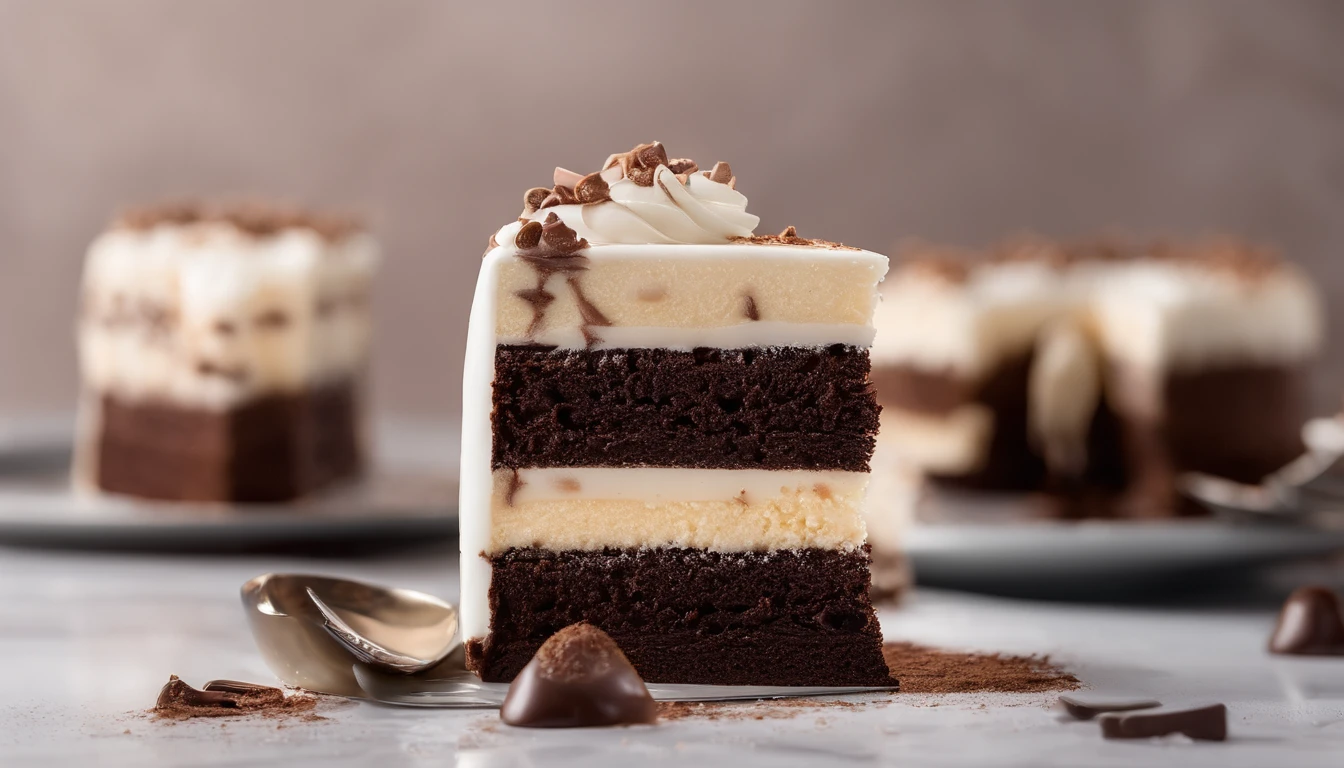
[242,573,458,696]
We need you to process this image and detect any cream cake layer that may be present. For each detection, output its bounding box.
[78,219,377,409]
[490,233,885,348]
[877,407,992,476]
[873,246,1323,379]
[489,468,868,553]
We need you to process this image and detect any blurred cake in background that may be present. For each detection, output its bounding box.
[870,237,1324,522]
[74,203,378,503]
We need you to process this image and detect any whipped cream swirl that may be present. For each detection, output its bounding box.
[493,147,761,248]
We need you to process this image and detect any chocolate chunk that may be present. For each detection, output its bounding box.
[635,142,668,170]
[515,220,543,250]
[499,622,658,728]
[156,675,241,710]
[523,187,551,214]
[539,213,588,255]
[202,679,284,702]
[626,165,656,187]
[1099,704,1227,741]
[707,161,733,184]
[780,225,799,239]
[1269,585,1344,655]
[667,158,698,175]
[1059,695,1161,721]
[574,172,610,204]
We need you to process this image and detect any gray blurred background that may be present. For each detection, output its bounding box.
[2,0,1343,423]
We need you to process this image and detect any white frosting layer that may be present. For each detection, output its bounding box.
[497,165,758,246]
[78,223,377,408]
[873,257,1324,377]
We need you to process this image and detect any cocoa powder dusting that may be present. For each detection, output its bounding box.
[657,642,1077,722]
[882,642,1078,694]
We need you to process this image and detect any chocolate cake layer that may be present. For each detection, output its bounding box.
[468,546,892,685]
[492,345,880,472]
[95,380,361,502]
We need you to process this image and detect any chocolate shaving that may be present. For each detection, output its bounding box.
[729,232,861,251]
[515,221,544,250]
[539,213,588,255]
[574,172,611,204]
[667,158,699,175]
[707,161,734,184]
[539,184,578,210]
[152,675,312,721]
[523,187,551,215]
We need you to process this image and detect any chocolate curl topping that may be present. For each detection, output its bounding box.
[574,172,611,204]
[780,225,799,238]
[708,161,733,184]
[635,141,668,169]
[539,212,588,254]
[667,158,698,175]
[539,184,578,210]
[523,187,551,215]
[553,167,584,188]
[515,220,543,249]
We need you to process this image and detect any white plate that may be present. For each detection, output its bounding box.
[905,521,1344,596]
[0,416,458,551]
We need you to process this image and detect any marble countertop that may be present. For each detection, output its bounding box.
[1,544,1342,767]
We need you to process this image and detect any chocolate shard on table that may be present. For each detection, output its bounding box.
[1098,703,1228,741]
[1058,694,1161,721]
[499,623,658,728]
[74,201,378,503]
[868,236,1322,525]
[460,141,894,685]
[155,675,284,711]
[1269,585,1344,656]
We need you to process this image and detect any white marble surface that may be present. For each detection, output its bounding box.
[1,544,1343,767]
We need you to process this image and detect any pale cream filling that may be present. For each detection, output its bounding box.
[489,468,868,553]
[491,245,886,347]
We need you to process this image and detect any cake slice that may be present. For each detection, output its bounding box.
[461,142,893,685]
[870,237,1322,518]
[74,202,378,503]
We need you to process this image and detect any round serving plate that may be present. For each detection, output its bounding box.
[0,415,458,552]
[905,521,1344,597]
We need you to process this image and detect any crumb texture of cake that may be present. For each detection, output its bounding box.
[461,142,891,685]
[74,201,378,502]
[869,237,1322,519]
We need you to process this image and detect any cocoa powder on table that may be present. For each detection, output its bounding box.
[658,642,1079,721]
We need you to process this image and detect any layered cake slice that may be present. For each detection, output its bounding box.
[870,237,1323,519]
[75,203,378,503]
[461,142,893,685]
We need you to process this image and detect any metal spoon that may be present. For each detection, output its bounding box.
[241,573,459,696]
[306,587,457,673]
